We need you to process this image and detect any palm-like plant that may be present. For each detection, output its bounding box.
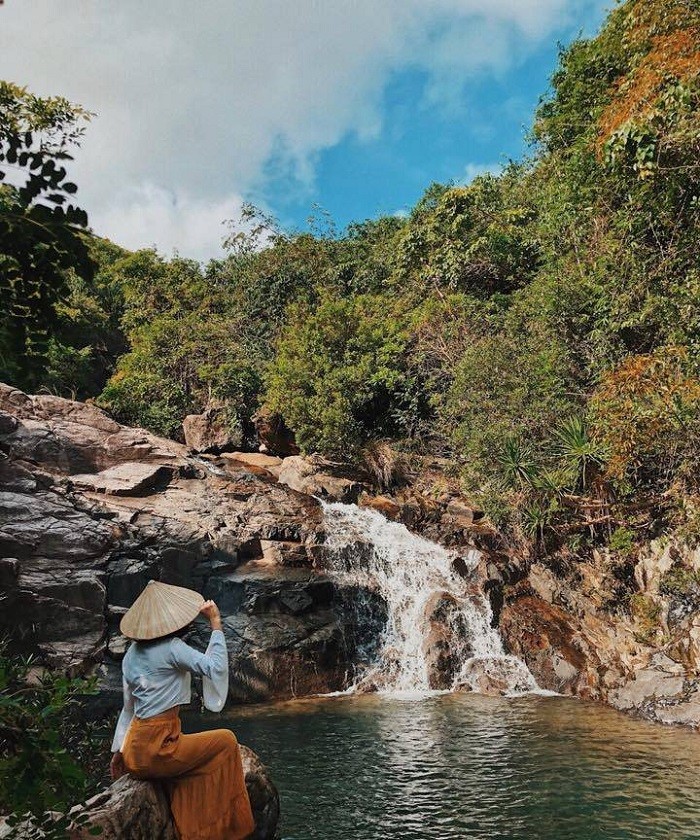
[496,436,538,488]
[521,502,549,541]
[553,416,604,491]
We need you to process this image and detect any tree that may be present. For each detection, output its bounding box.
[0,81,94,390]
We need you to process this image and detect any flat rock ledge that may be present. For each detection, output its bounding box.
[2,746,279,840]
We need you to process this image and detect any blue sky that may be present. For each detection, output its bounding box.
[261,7,608,234]
[2,0,610,258]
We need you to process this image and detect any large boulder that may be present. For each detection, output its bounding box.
[252,409,299,456]
[0,384,189,474]
[277,455,366,503]
[183,406,241,454]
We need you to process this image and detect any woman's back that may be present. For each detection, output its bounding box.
[123,637,192,720]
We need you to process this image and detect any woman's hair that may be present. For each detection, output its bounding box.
[136,622,193,646]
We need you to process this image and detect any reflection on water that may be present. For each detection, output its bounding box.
[193,694,700,840]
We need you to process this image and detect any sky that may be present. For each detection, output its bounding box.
[1,0,609,261]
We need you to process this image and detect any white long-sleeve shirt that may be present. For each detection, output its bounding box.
[111,629,228,752]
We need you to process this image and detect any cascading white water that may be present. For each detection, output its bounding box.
[322,501,537,696]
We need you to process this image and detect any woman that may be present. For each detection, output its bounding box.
[109,580,255,840]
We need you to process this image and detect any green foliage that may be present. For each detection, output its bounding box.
[0,81,94,391]
[608,526,635,555]
[98,249,261,439]
[7,0,700,548]
[629,593,663,644]
[264,294,416,456]
[659,563,700,598]
[496,437,538,489]
[553,417,604,491]
[447,325,578,494]
[0,641,102,837]
[591,348,700,489]
[392,173,540,297]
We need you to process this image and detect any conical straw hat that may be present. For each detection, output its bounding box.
[120,580,205,640]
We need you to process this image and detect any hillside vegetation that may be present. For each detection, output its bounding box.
[2,0,700,548]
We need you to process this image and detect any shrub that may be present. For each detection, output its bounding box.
[591,347,700,490]
[608,526,635,555]
[0,641,102,837]
[264,294,417,456]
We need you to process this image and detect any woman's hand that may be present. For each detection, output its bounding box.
[110,751,126,781]
[200,599,222,631]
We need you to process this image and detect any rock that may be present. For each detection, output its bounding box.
[62,744,278,839]
[0,410,18,435]
[252,408,299,456]
[421,591,467,689]
[457,656,535,696]
[655,691,700,727]
[71,463,174,496]
[499,591,588,694]
[260,538,309,566]
[0,383,189,474]
[183,406,241,454]
[444,499,484,527]
[358,494,402,520]
[222,451,283,477]
[240,745,281,840]
[0,384,363,702]
[610,668,685,711]
[68,775,176,839]
[108,634,129,659]
[277,455,366,502]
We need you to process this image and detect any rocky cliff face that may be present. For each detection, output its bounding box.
[0,383,371,707]
[493,541,700,727]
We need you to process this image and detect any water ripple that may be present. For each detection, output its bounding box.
[202,694,700,840]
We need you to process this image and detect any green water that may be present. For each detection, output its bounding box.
[197,693,700,840]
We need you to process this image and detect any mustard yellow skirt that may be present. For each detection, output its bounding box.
[122,708,255,840]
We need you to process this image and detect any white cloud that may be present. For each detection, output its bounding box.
[0,0,600,259]
[95,184,244,260]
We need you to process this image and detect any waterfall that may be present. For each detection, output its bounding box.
[322,502,537,696]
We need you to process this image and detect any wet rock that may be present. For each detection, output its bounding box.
[421,591,466,690]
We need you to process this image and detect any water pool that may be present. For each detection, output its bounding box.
[191,693,700,840]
